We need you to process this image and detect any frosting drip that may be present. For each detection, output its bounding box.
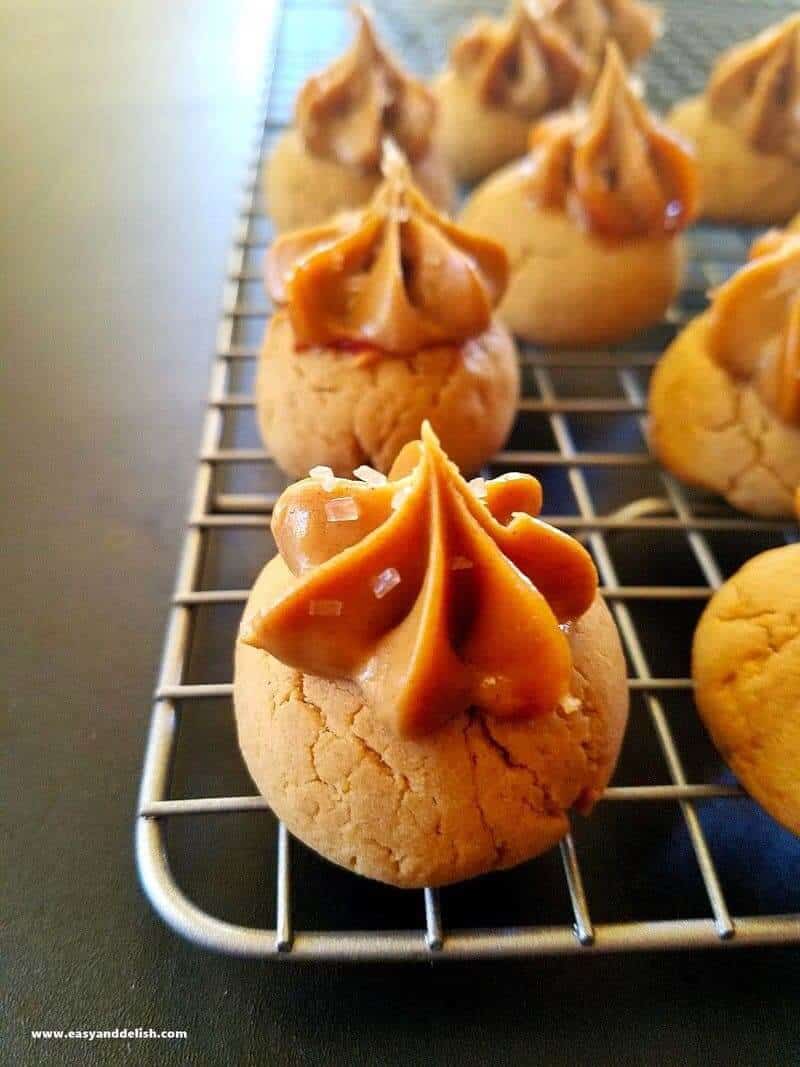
[526,43,699,239]
[450,3,589,119]
[265,146,509,355]
[708,14,800,163]
[241,423,598,738]
[709,226,800,426]
[295,6,436,169]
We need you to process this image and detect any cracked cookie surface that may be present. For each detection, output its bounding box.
[234,556,629,888]
[693,544,800,836]
[256,311,520,479]
[648,314,800,517]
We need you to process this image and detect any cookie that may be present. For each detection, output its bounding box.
[263,6,455,232]
[459,45,697,346]
[648,316,800,518]
[235,556,628,887]
[257,310,519,478]
[668,97,800,225]
[667,15,800,225]
[693,543,800,837]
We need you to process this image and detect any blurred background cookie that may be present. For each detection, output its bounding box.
[668,14,800,224]
[460,44,698,345]
[265,5,455,231]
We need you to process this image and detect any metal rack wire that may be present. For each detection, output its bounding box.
[136,0,800,959]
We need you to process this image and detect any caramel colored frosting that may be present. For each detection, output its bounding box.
[450,2,590,119]
[545,0,660,77]
[241,423,598,738]
[294,6,436,170]
[707,14,800,163]
[265,146,509,355]
[709,227,800,426]
[525,43,699,240]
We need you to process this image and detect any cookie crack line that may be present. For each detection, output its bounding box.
[725,385,798,499]
[294,678,406,877]
[462,718,503,864]
[474,712,561,818]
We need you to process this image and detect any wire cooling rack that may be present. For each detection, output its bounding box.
[136,0,800,959]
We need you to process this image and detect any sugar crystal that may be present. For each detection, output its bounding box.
[309,465,336,491]
[325,496,360,522]
[353,465,387,486]
[468,477,487,499]
[372,567,401,599]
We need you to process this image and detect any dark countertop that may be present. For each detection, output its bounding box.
[3,2,798,1064]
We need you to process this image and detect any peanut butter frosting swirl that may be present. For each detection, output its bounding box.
[294,5,436,170]
[241,423,598,738]
[525,43,699,240]
[450,2,590,119]
[265,146,509,355]
[709,227,800,426]
[544,0,661,77]
[707,14,800,163]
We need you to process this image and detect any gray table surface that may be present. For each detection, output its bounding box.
[3,2,799,1064]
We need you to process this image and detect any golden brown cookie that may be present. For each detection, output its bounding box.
[460,169,687,345]
[693,543,800,837]
[649,317,800,518]
[235,551,628,888]
[257,311,519,478]
[667,15,800,224]
[433,0,659,183]
[266,129,454,235]
[649,226,800,518]
[459,44,697,345]
[264,7,455,232]
[668,97,800,225]
[258,147,519,477]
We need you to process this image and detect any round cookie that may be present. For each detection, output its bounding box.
[460,169,686,346]
[266,129,455,234]
[432,69,531,185]
[235,556,629,888]
[668,97,800,225]
[693,544,800,837]
[648,313,800,520]
[256,311,519,478]
[263,6,456,233]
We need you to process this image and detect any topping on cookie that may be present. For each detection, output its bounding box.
[450,2,589,119]
[265,145,509,355]
[709,227,800,425]
[295,5,436,170]
[544,0,661,79]
[707,14,800,163]
[525,43,699,240]
[241,422,598,737]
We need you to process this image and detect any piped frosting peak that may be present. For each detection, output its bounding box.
[450,2,589,119]
[295,5,436,170]
[709,225,800,426]
[544,0,661,79]
[241,423,598,738]
[708,14,800,162]
[265,144,509,355]
[525,43,699,239]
